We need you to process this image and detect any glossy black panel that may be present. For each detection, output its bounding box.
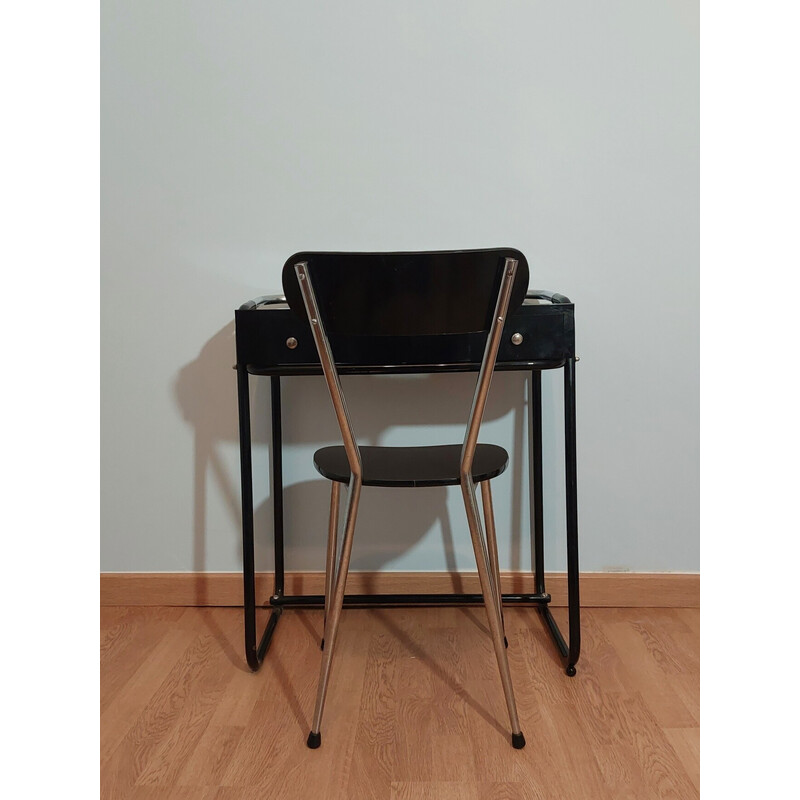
[313,443,508,487]
[281,248,529,337]
[234,300,574,373]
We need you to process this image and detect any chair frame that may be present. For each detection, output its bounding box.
[294,257,526,750]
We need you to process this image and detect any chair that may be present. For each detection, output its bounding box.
[281,248,530,750]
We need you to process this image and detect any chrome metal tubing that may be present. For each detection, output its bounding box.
[295,262,363,480]
[525,289,571,305]
[323,481,341,640]
[237,293,287,310]
[294,261,366,743]
[458,258,523,742]
[461,259,518,476]
[460,258,517,624]
[462,475,523,740]
[297,257,527,743]
[310,475,362,739]
[481,480,506,637]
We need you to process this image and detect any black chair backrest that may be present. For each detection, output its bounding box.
[282,248,529,338]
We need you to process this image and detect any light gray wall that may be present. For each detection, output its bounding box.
[101,0,698,574]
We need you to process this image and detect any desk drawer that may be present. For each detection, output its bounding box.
[235,302,574,373]
[497,303,574,365]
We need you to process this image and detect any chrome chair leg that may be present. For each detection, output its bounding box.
[461,476,525,749]
[321,481,341,650]
[307,476,362,749]
[481,480,507,647]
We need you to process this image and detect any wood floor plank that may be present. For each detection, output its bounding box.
[675,607,701,637]
[102,634,225,796]
[608,691,698,799]
[663,727,700,792]
[597,611,698,728]
[122,787,215,800]
[101,605,699,800]
[390,609,478,785]
[218,613,320,790]
[390,781,480,800]
[478,784,537,800]
[591,743,650,800]
[101,628,199,764]
[538,701,615,800]
[347,630,400,798]
[267,615,370,798]
[101,617,136,659]
[176,724,245,788]
[101,611,190,714]
[629,610,700,675]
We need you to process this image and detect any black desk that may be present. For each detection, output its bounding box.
[235,291,580,676]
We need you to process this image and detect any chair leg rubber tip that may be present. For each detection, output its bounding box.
[307,731,321,749]
[511,732,526,750]
[566,664,577,677]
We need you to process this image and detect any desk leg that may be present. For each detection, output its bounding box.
[271,376,285,599]
[535,360,581,676]
[530,370,545,595]
[238,366,281,672]
[563,357,581,674]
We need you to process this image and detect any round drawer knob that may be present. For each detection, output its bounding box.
[511,332,523,345]
[286,337,298,350]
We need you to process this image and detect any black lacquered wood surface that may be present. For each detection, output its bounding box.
[281,248,529,337]
[313,443,508,487]
[235,298,574,375]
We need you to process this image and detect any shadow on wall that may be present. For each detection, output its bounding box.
[174,322,536,588]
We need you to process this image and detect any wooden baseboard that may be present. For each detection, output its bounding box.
[100,571,699,608]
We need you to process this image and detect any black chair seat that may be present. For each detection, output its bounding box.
[313,443,509,488]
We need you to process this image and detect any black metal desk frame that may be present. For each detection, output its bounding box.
[235,292,580,676]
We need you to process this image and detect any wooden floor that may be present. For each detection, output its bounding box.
[101,605,699,799]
